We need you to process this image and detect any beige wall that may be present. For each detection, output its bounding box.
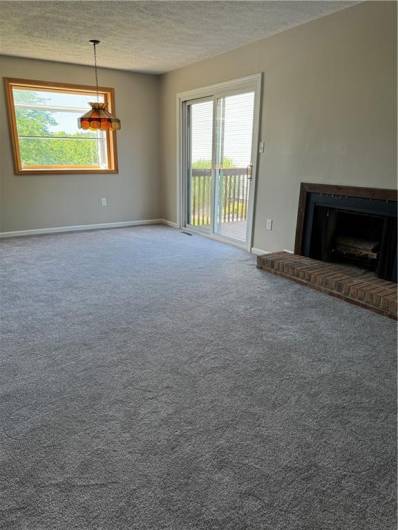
[160,1,397,251]
[0,56,161,232]
[0,2,396,243]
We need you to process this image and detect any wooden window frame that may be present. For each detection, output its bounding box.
[4,77,119,175]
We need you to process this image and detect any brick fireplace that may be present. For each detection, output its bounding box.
[295,183,397,282]
[257,184,397,318]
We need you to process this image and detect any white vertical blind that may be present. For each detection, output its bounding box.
[191,101,213,166]
[220,92,254,167]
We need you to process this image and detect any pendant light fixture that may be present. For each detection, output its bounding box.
[78,40,121,131]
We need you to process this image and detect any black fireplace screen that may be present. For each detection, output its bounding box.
[297,186,397,282]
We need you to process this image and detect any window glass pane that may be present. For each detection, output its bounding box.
[191,101,213,169]
[221,92,254,167]
[13,88,104,109]
[11,86,109,170]
[15,108,99,138]
[189,100,213,229]
[19,137,107,168]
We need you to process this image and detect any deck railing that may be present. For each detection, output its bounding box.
[190,167,249,227]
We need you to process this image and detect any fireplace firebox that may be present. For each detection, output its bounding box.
[295,184,397,282]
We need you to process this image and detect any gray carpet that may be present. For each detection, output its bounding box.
[0,226,396,529]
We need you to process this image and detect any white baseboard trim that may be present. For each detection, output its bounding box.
[251,248,294,256]
[251,247,269,256]
[160,219,179,229]
[0,218,166,239]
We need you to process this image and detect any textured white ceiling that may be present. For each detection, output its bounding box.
[0,1,356,73]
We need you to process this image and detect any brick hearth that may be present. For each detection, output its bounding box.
[257,252,397,319]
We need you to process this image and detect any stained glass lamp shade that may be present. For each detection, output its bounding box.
[78,102,120,130]
[78,40,121,131]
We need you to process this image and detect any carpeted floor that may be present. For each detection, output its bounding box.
[0,226,396,529]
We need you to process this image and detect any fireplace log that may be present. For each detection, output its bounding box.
[334,236,379,259]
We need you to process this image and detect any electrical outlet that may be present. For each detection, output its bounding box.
[259,141,265,153]
[100,197,108,207]
[265,218,273,231]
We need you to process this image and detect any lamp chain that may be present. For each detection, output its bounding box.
[92,41,99,102]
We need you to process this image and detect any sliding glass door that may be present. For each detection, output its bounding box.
[214,92,255,242]
[184,83,258,247]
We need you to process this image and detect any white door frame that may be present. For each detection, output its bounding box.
[176,73,262,251]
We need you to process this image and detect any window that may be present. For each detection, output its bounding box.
[4,78,118,175]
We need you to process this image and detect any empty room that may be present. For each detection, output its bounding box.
[0,1,396,528]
